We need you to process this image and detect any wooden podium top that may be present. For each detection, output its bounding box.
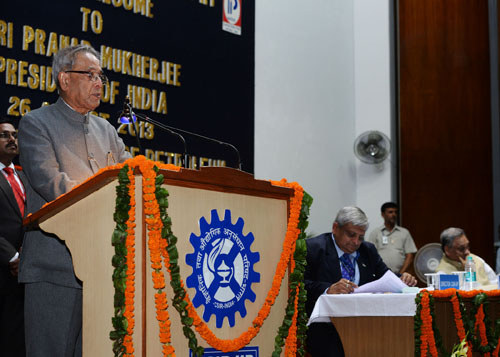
[24,166,293,228]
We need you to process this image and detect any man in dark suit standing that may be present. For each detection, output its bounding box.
[304,206,416,356]
[0,118,26,356]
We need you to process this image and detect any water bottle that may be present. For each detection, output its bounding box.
[464,256,476,290]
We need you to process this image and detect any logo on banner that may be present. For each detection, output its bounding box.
[186,209,260,328]
[222,0,242,35]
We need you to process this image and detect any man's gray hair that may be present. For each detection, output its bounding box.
[334,206,369,230]
[440,227,465,251]
[52,44,100,90]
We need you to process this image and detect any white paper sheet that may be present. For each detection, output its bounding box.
[353,270,407,293]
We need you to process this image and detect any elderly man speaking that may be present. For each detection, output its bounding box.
[18,44,131,357]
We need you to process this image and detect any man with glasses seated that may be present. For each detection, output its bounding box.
[436,227,497,288]
[304,206,417,356]
[18,44,131,357]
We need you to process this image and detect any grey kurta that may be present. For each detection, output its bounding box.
[18,97,131,288]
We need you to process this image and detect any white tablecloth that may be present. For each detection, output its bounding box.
[307,293,418,325]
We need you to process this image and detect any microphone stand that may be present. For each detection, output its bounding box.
[131,119,143,156]
[137,116,242,170]
[129,107,189,169]
[121,98,242,170]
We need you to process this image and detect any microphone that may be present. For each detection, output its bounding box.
[118,97,242,170]
[118,96,136,124]
[164,125,242,170]
[138,116,242,170]
[132,111,189,169]
[118,96,143,156]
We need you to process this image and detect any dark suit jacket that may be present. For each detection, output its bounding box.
[0,169,26,294]
[304,232,389,316]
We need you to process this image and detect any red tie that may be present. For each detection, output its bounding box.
[3,167,25,216]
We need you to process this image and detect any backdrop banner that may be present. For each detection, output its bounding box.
[0,0,255,171]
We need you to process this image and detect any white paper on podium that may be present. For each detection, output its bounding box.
[353,270,407,293]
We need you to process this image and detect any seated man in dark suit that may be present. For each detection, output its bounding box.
[0,118,26,356]
[304,206,417,356]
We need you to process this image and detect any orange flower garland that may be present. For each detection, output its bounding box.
[419,291,438,357]
[140,158,175,356]
[417,289,500,357]
[106,157,306,355]
[475,305,490,357]
[495,339,500,357]
[109,156,180,356]
[161,179,304,352]
[123,166,136,355]
[284,285,300,356]
[450,294,471,357]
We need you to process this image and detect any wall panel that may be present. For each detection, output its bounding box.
[398,0,494,265]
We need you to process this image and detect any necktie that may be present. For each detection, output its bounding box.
[340,253,355,282]
[3,167,25,216]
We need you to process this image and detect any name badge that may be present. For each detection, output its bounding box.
[382,236,388,245]
[439,274,459,290]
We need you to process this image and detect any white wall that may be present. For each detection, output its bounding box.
[353,0,394,234]
[255,0,393,236]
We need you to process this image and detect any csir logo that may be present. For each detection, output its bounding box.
[186,209,260,328]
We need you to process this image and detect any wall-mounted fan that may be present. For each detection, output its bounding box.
[413,243,443,284]
[353,131,391,164]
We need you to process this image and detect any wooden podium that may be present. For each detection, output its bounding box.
[25,166,294,356]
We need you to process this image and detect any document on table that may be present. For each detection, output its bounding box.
[353,270,407,293]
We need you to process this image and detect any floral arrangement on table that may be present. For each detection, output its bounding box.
[105,156,311,357]
[415,289,500,357]
[451,337,469,357]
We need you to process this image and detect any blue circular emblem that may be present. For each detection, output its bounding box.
[185,209,260,328]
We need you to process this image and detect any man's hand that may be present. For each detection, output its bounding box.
[458,255,467,268]
[400,272,417,287]
[9,257,20,277]
[327,279,358,294]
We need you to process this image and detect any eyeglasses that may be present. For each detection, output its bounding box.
[64,70,108,84]
[0,131,17,139]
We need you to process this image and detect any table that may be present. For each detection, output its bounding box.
[308,293,417,357]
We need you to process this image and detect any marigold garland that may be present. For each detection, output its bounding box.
[159,178,308,355]
[419,291,439,356]
[416,289,500,357]
[284,285,300,356]
[450,294,471,357]
[123,166,136,355]
[110,156,180,356]
[141,158,175,356]
[109,156,310,356]
[191,180,304,352]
